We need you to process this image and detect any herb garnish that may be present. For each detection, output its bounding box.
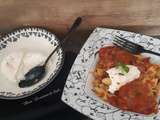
[116,62,129,75]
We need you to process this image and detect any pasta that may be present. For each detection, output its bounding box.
[92,46,160,115]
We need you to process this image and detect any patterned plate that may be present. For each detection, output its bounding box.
[0,27,64,99]
[61,27,160,120]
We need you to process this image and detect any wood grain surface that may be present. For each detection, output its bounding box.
[0,0,160,36]
[0,1,159,120]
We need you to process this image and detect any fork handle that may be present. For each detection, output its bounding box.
[144,49,160,56]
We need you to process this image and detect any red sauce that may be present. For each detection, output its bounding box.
[98,46,158,115]
[99,46,137,69]
[108,79,158,114]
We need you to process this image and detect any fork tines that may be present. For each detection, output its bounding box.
[113,35,160,56]
[113,35,139,53]
[115,36,141,47]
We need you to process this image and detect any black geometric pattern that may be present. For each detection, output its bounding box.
[62,27,160,120]
[0,27,64,99]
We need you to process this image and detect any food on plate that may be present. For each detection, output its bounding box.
[0,51,46,85]
[92,46,160,115]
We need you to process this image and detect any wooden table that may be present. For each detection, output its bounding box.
[0,0,160,52]
[0,1,160,120]
[0,0,160,51]
[0,0,160,36]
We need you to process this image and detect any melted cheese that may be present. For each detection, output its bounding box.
[106,65,140,93]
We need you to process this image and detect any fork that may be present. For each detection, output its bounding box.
[113,35,160,56]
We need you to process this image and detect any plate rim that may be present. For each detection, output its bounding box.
[0,27,65,100]
[61,27,160,120]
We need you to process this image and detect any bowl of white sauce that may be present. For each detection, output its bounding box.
[0,27,64,99]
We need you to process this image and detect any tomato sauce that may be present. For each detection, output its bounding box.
[98,46,137,69]
[98,46,158,115]
[108,79,158,114]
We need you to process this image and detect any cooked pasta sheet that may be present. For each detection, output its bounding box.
[92,46,160,115]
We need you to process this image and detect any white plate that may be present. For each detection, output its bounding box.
[0,27,64,99]
[61,27,160,120]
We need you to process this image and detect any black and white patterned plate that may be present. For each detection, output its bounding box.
[61,28,160,120]
[0,27,64,99]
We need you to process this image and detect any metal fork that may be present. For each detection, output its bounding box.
[113,35,160,56]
